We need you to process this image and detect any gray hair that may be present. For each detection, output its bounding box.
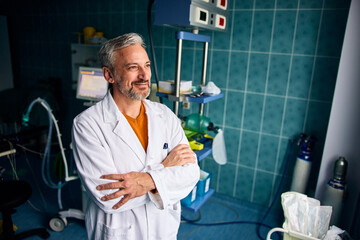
[98,33,146,72]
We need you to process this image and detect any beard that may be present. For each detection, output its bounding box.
[115,77,151,101]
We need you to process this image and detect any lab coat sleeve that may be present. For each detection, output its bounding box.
[147,109,200,209]
[72,116,148,214]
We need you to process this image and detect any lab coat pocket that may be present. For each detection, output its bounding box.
[98,223,134,240]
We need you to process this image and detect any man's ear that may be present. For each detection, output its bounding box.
[103,67,115,84]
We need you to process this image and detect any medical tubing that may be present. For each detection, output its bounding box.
[147,0,163,103]
[181,214,273,229]
[58,181,63,210]
[38,99,77,182]
[24,98,77,185]
[256,139,295,240]
[24,98,57,189]
[41,111,58,189]
[181,210,202,223]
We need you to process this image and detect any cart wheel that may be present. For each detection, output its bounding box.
[49,216,68,232]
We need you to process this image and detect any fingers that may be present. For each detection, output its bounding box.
[100,191,131,210]
[171,144,195,157]
[112,195,131,209]
[100,174,124,180]
[173,144,192,152]
[97,181,125,191]
[100,189,126,201]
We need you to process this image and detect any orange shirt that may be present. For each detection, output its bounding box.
[123,102,148,152]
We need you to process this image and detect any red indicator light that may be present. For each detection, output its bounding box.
[219,17,224,26]
[221,0,226,7]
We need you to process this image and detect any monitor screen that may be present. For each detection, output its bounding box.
[76,67,108,102]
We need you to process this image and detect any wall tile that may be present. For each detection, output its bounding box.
[267,54,291,96]
[288,55,314,98]
[243,93,264,132]
[252,171,274,205]
[229,52,248,91]
[305,101,332,140]
[210,50,229,89]
[282,98,307,137]
[218,164,237,196]
[225,91,244,128]
[232,11,252,51]
[207,96,226,126]
[223,127,240,164]
[161,48,176,80]
[239,131,259,168]
[251,11,274,52]
[122,12,136,35]
[277,0,299,9]
[272,11,297,53]
[180,49,196,81]
[294,10,321,55]
[262,96,284,135]
[311,57,339,101]
[258,135,279,172]
[300,0,323,9]
[276,137,293,175]
[317,9,348,57]
[247,53,268,93]
[324,0,351,9]
[234,0,254,10]
[255,0,275,9]
[234,166,254,201]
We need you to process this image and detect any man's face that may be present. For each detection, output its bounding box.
[112,44,151,100]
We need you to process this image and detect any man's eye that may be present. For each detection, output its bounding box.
[129,66,138,70]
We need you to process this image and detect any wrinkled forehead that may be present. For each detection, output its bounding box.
[113,44,150,65]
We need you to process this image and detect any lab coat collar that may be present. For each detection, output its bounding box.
[101,91,164,123]
[101,91,166,166]
[142,99,163,116]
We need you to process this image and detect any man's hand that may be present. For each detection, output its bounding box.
[96,172,155,209]
[162,144,197,168]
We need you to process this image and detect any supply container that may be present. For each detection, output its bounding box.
[181,186,197,207]
[197,170,211,196]
[158,80,192,94]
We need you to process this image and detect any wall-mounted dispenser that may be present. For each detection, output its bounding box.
[154,0,228,32]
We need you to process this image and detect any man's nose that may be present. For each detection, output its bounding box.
[138,67,151,80]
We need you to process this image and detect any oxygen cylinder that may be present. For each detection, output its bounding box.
[290,135,316,194]
[322,157,348,227]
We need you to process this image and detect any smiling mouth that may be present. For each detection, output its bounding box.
[132,81,149,88]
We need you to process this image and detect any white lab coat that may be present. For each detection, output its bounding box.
[72,91,200,240]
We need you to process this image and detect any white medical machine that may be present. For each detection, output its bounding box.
[76,66,109,105]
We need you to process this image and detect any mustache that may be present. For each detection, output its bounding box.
[132,80,149,85]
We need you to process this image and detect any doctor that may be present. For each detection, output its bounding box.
[72,33,200,240]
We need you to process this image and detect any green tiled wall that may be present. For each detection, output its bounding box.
[5,0,350,207]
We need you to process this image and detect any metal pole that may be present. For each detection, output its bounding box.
[199,41,209,115]
[174,38,183,116]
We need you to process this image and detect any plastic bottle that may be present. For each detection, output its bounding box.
[322,157,348,227]
[290,135,316,194]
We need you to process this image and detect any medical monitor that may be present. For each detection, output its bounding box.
[76,67,108,102]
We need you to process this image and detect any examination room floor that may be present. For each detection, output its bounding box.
[1,152,283,240]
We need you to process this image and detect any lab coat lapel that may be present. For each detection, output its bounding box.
[103,92,146,165]
[143,100,166,160]
[113,116,146,165]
